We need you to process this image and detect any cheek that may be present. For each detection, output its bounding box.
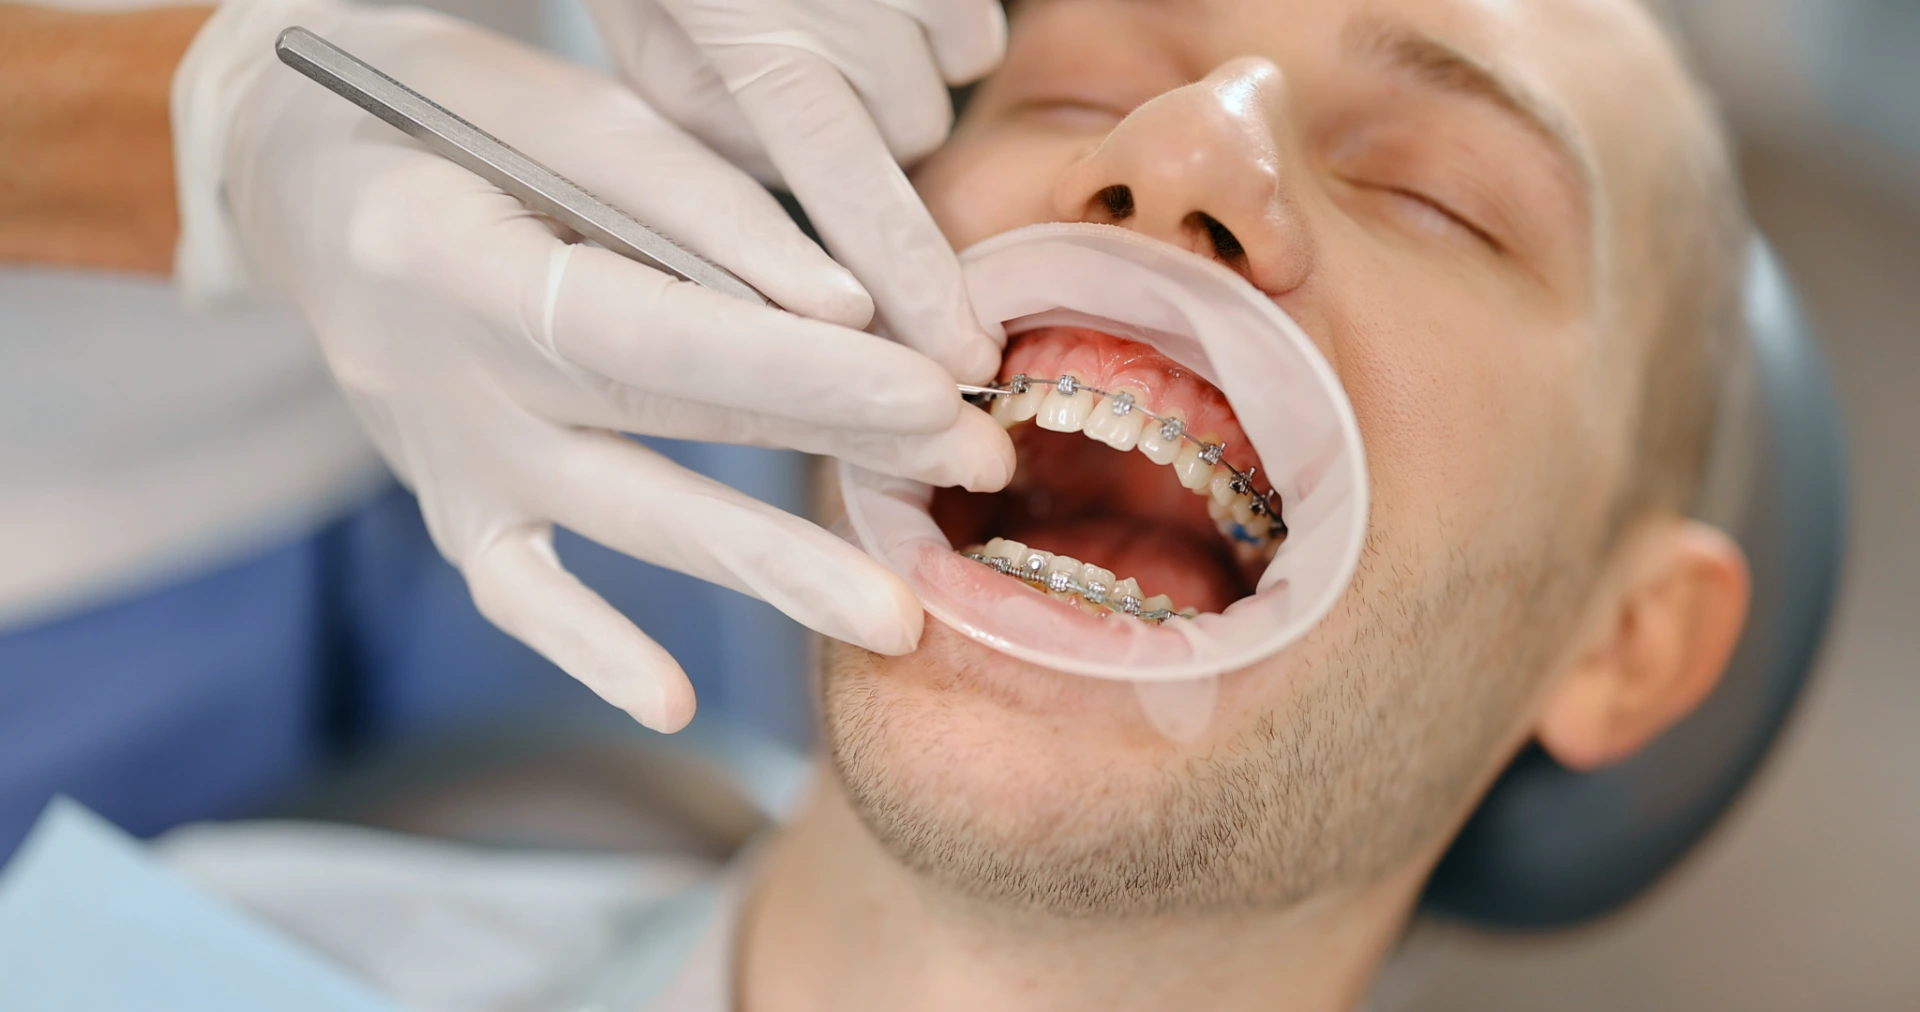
[1302,272,1578,550]
[912,132,1089,249]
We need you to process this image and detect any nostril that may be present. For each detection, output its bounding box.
[1190,212,1247,266]
[1095,184,1135,221]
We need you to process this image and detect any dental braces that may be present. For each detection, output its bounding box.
[962,374,1290,536]
[959,548,1197,623]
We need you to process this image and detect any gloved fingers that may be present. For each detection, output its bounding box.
[536,430,925,655]
[760,404,1016,492]
[580,0,782,182]
[513,81,873,328]
[464,521,698,732]
[707,44,1000,384]
[343,157,568,312]
[547,386,1014,492]
[663,0,954,164]
[346,163,982,454]
[548,243,956,434]
[348,160,912,440]
[828,14,955,165]
[884,0,1008,83]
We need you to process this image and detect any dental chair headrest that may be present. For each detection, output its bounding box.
[1421,241,1848,928]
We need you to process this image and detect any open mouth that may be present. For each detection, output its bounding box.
[836,222,1367,682]
[933,326,1285,623]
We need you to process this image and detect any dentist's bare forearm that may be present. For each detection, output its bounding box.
[0,4,211,274]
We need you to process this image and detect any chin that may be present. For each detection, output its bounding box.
[820,619,1376,915]
[821,619,1293,829]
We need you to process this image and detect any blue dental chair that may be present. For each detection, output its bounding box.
[1422,242,1849,926]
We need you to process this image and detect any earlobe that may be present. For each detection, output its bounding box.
[1537,519,1751,772]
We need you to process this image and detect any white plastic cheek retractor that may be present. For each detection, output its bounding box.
[838,223,1369,682]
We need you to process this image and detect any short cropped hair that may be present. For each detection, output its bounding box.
[1620,5,1752,519]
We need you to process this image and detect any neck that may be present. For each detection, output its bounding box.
[738,765,1427,1012]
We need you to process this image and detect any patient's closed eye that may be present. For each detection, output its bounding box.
[1361,183,1501,251]
[1321,119,1515,255]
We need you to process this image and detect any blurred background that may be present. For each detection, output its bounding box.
[1387,0,1920,1006]
[6,0,1916,1006]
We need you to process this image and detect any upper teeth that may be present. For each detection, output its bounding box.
[1037,379,1096,432]
[1137,416,1183,465]
[1082,388,1146,450]
[985,372,1285,562]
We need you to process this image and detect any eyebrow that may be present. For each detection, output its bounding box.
[1346,17,1598,212]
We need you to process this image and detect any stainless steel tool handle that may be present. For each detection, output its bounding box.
[274,25,773,307]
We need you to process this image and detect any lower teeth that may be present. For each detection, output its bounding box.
[959,545,1198,624]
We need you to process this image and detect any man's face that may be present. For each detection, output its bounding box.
[824,0,1698,914]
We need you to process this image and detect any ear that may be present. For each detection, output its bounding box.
[1537,518,1751,772]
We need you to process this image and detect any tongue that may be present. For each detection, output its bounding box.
[1002,516,1243,614]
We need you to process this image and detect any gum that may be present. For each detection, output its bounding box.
[999,327,1265,480]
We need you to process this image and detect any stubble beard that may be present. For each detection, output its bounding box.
[821,518,1597,920]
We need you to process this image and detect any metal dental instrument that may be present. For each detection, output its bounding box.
[276,25,776,308]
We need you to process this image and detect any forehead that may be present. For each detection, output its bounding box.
[1042,0,1683,118]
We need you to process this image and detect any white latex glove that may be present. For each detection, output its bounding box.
[171,0,1015,731]
[585,0,1008,383]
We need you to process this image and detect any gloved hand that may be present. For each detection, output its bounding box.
[170,0,1014,731]
[584,0,1007,383]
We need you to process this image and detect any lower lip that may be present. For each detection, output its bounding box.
[904,542,1206,664]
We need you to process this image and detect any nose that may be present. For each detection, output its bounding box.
[1052,58,1313,294]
